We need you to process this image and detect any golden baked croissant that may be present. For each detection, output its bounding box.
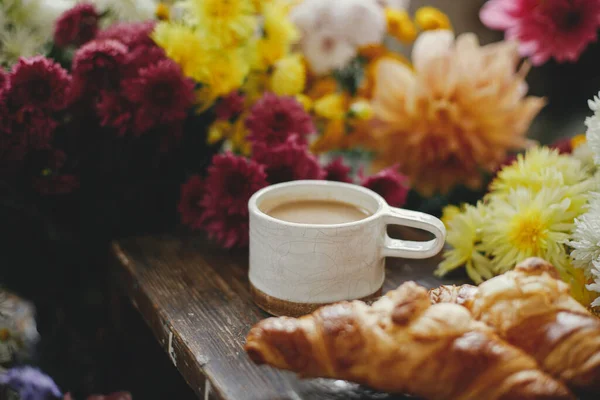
[430,257,600,392]
[246,281,574,400]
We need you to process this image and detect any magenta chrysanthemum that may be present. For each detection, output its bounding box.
[324,157,353,183]
[480,0,600,65]
[253,136,325,184]
[361,165,409,207]
[0,69,9,95]
[246,93,315,148]
[54,3,99,48]
[202,152,268,215]
[12,106,58,149]
[215,91,246,121]
[96,22,157,49]
[122,60,194,134]
[72,40,128,92]
[96,92,134,136]
[8,56,72,111]
[178,175,206,229]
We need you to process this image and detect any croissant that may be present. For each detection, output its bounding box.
[430,257,600,392]
[246,281,574,400]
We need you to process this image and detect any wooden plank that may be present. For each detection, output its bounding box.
[111,232,591,400]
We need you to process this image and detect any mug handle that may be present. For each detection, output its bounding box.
[381,207,446,259]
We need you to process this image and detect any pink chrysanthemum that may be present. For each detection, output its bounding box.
[54,3,99,48]
[246,93,315,148]
[72,40,128,92]
[202,152,268,215]
[324,157,353,183]
[215,91,246,121]
[253,136,325,184]
[96,92,134,136]
[8,56,72,111]
[178,175,206,229]
[96,21,156,49]
[480,0,600,65]
[4,106,58,149]
[360,165,409,207]
[122,60,195,134]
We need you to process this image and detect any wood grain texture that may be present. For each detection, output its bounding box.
[110,231,590,400]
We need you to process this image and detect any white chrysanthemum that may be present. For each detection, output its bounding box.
[291,0,385,74]
[26,0,74,36]
[302,29,357,75]
[585,260,600,307]
[573,142,597,173]
[93,0,156,22]
[586,92,600,165]
[0,25,47,66]
[375,0,411,9]
[570,193,600,274]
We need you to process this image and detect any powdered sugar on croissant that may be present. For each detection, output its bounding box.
[246,281,574,400]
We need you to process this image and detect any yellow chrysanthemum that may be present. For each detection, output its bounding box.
[441,204,462,228]
[385,8,417,43]
[254,0,299,69]
[184,0,257,47]
[314,93,347,120]
[561,262,598,307]
[242,71,270,104]
[415,7,452,31]
[481,187,575,274]
[197,48,251,98]
[491,147,591,194]
[437,203,493,284]
[230,115,252,155]
[270,54,306,96]
[152,23,208,80]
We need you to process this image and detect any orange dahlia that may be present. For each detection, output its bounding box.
[370,30,545,196]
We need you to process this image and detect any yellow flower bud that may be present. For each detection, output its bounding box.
[314,94,347,120]
[295,94,313,112]
[385,8,417,43]
[155,3,170,21]
[415,7,452,31]
[571,134,587,149]
[207,121,232,145]
[349,100,373,120]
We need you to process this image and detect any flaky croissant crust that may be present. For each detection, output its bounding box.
[430,257,600,392]
[246,281,574,400]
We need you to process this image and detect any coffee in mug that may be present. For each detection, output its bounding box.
[263,199,370,225]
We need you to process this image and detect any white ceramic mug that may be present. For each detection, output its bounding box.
[248,180,446,316]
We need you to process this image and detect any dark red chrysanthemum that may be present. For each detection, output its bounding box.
[96,21,156,49]
[215,91,245,121]
[72,39,127,92]
[253,135,325,184]
[123,45,166,78]
[246,92,315,148]
[360,165,409,207]
[8,56,72,111]
[202,152,268,215]
[96,91,135,136]
[203,208,250,249]
[324,157,353,183]
[549,137,573,154]
[122,60,194,134]
[178,175,206,229]
[0,69,8,95]
[6,106,58,149]
[32,149,79,195]
[54,3,99,48]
